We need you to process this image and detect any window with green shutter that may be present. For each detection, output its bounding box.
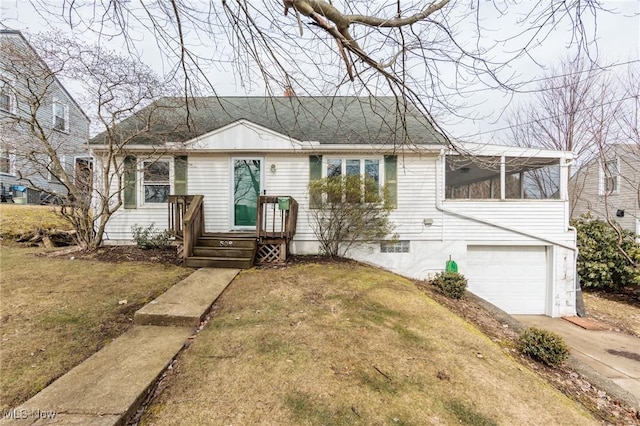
[384,155,397,207]
[309,155,323,208]
[174,155,188,195]
[123,155,137,209]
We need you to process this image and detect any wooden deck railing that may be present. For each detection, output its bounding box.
[168,195,197,238]
[256,196,298,241]
[168,195,204,261]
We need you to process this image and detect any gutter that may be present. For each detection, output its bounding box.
[435,149,581,314]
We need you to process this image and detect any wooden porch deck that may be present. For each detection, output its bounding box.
[168,196,298,268]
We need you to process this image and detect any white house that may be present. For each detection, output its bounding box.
[90,96,577,317]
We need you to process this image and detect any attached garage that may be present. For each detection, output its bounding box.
[466,245,549,315]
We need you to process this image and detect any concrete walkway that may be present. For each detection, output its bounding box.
[516,315,640,411]
[0,268,239,426]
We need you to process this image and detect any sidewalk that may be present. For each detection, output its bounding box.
[1,268,239,426]
[516,315,640,411]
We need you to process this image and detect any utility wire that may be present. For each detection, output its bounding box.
[459,94,638,139]
[448,59,640,97]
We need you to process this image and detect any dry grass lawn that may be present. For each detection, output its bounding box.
[142,262,597,426]
[0,245,192,410]
[583,291,640,337]
[0,204,71,239]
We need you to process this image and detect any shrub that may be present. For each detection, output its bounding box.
[518,327,569,367]
[308,175,393,258]
[131,223,171,249]
[572,215,640,291]
[432,271,467,299]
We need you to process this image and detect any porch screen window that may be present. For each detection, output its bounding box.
[446,156,560,200]
[143,161,170,203]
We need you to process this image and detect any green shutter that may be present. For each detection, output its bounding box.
[174,155,188,195]
[384,155,397,207]
[123,155,137,209]
[309,155,323,208]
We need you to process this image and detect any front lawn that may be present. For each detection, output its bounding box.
[0,245,192,410]
[140,262,597,425]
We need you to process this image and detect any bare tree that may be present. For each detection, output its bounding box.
[25,0,609,148]
[615,66,640,214]
[0,33,180,249]
[504,56,605,211]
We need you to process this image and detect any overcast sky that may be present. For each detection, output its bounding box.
[1,1,638,143]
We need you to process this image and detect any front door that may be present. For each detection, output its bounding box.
[232,158,263,229]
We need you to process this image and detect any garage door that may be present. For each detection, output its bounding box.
[466,246,547,314]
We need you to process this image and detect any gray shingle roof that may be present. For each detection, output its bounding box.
[90,96,444,146]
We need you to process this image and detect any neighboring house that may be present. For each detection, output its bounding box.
[571,143,640,235]
[90,96,577,317]
[0,29,90,204]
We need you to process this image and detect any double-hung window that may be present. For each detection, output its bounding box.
[0,73,16,114]
[143,160,170,203]
[0,92,13,113]
[53,101,68,132]
[0,145,12,175]
[326,158,381,202]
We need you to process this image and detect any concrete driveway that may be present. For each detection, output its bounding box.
[515,315,640,409]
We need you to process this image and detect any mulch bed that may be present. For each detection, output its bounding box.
[84,245,185,266]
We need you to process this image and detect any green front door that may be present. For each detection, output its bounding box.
[233,158,262,228]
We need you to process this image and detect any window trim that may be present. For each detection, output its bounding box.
[0,91,15,114]
[600,158,620,195]
[0,146,15,176]
[52,99,69,133]
[322,157,384,204]
[0,72,17,115]
[140,158,173,206]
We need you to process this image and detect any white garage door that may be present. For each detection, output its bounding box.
[466,246,548,314]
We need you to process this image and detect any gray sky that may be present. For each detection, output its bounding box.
[1,1,638,143]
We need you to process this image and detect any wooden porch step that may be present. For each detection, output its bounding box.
[197,235,257,249]
[192,246,255,258]
[185,256,254,269]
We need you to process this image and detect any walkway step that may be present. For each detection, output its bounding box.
[134,268,240,327]
[185,257,253,269]
[0,326,191,426]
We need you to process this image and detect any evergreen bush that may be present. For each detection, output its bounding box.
[518,327,569,367]
[432,271,467,299]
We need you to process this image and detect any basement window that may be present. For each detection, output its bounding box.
[380,240,410,253]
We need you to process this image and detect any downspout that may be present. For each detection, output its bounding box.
[435,150,581,315]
